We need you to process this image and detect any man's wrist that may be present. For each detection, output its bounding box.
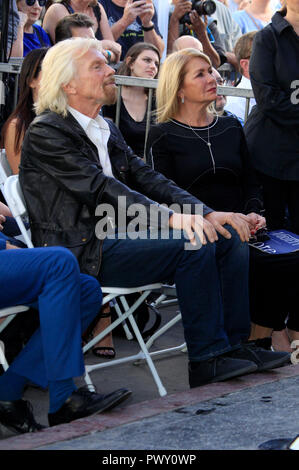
[170,13,180,23]
[142,21,154,30]
[118,17,132,31]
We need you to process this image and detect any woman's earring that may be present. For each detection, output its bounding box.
[181,96,184,104]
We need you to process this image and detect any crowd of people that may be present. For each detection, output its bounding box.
[0,0,298,435]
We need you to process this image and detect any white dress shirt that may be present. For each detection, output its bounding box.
[224,76,256,122]
[68,106,114,178]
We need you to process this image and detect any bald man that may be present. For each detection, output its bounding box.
[172,35,203,52]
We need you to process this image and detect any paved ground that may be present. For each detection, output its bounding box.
[0,303,299,451]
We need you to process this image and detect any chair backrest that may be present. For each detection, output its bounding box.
[0,149,13,189]
[3,175,34,248]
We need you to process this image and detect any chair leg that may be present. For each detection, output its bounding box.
[119,296,167,397]
[84,290,168,397]
[0,340,9,372]
[126,311,167,397]
[113,298,134,341]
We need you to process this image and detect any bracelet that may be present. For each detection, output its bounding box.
[105,50,112,64]
[142,24,155,32]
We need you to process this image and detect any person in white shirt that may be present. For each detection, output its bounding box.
[224,31,256,122]
[153,0,170,60]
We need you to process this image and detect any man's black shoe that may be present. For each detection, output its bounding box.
[189,356,257,388]
[0,399,45,434]
[48,387,132,426]
[225,339,291,372]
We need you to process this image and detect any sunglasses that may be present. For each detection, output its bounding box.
[25,0,47,6]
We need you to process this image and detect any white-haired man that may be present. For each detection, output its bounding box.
[20,39,290,394]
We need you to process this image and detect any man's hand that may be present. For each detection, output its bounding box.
[168,212,218,246]
[138,0,155,27]
[0,215,6,232]
[6,241,20,250]
[172,0,192,22]
[100,40,122,63]
[122,0,149,26]
[205,211,252,242]
[187,11,207,36]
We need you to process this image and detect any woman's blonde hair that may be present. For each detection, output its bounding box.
[35,37,103,117]
[156,48,213,123]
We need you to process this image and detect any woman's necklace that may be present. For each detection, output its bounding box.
[169,116,218,174]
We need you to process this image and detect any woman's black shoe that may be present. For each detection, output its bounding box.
[48,387,132,427]
[0,399,45,434]
[189,356,257,388]
[225,340,291,371]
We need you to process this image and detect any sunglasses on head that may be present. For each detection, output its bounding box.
[25,0,47,6]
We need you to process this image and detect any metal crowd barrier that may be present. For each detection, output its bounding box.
[0,59,254,155]
[0,58,23,109]
[114,74,254,159]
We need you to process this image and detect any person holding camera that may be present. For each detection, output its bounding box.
[168,0,228,69]
[99,0,164,60]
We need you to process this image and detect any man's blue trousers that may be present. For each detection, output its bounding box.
[0,246,102,388]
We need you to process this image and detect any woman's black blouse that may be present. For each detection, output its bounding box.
[102,97,156,159]
[146,115,262,214]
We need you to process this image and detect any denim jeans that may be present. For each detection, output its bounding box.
[99,225,250,362]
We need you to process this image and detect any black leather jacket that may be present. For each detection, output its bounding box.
[20,111,212,276]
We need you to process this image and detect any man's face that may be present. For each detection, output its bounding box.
[212,69,227,112]
[68,48,117,108]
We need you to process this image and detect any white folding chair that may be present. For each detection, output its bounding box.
[0,306,29,371]
[2,174,33,248]
[0,149,12,191]
[3,174,185,396]
[83,284,187,397]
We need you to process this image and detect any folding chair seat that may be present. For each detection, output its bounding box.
[3,174,185,396]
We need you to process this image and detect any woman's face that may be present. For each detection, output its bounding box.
[17,0,42,26]
[179,57,217,106]
[129,50,160,79]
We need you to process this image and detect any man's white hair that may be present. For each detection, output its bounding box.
[35,38,103,117]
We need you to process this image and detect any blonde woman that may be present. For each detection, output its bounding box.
[146,48,299,354]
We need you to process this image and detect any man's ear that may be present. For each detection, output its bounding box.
[239,58,249,77]
[62,81,77,96]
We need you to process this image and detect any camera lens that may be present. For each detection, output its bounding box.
[194,0,216,16]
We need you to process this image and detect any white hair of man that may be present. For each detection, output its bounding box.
[35,38,103,117]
